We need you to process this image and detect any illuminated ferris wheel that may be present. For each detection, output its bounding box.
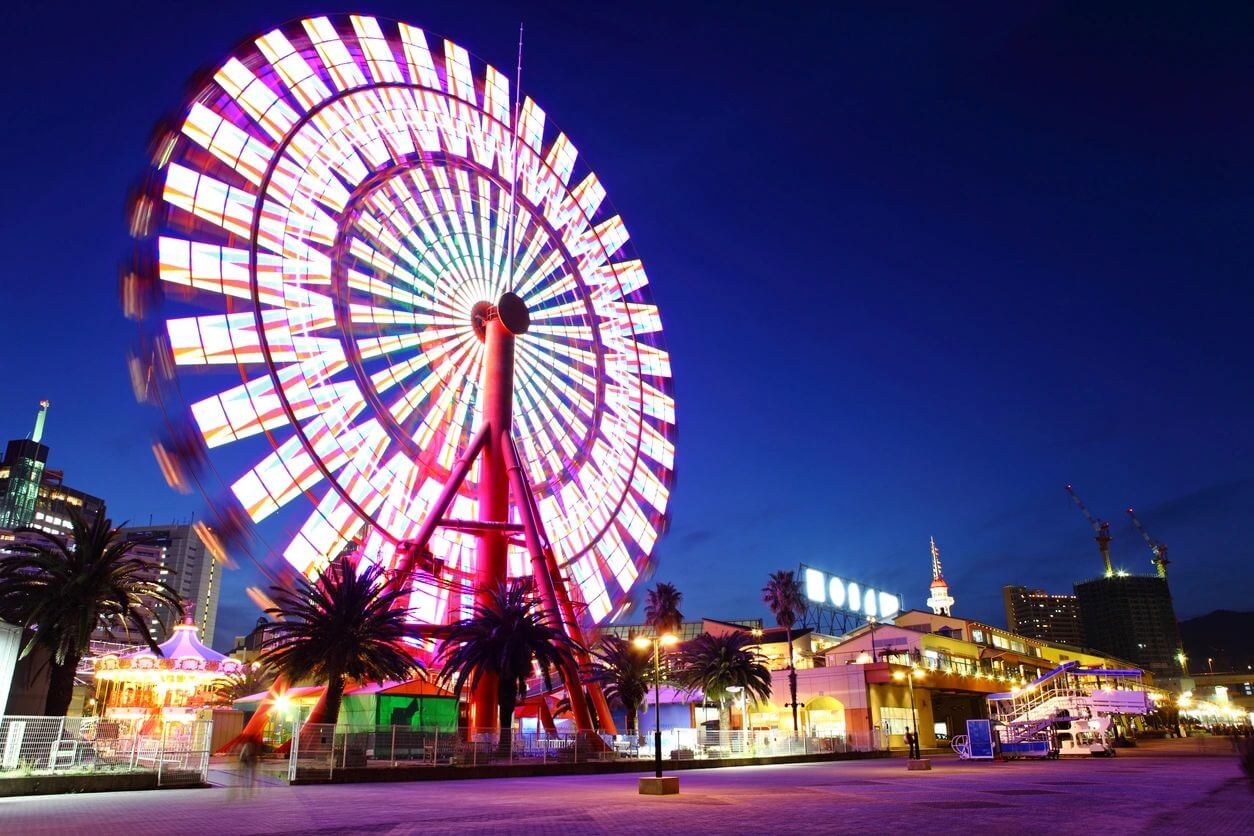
[126,14,676,725]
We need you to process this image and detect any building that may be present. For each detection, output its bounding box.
[701,606,1152,751]
[1183,671,1254,724]
[1003,585,1086,647]
[1074,574,1182,680]
[230,617,282,664]
[0,402,49,529]
[118,523,222,647]
[601,618,763,644]
[0,401,104,537]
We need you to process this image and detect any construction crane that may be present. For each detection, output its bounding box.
[1126,508,1169,579]
[1065,484,1113,576]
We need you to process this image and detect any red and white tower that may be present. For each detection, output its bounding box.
[926,536,954,616]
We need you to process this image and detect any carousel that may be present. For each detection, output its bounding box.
[92,618,243,726]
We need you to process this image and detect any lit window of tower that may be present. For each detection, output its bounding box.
[927,536,955,616]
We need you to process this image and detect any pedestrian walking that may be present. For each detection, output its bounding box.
[905,728,921,760]
[231,738,260,800]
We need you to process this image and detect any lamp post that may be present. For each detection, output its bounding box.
[634,633,678,781]
[867,615,878,663]
[892,666,926,766]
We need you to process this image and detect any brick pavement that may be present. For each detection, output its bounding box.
[1,741,1249,835]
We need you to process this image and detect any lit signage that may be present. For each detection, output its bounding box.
[801,564,901,619]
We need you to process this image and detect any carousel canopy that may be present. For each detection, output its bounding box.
[94,621,244,682]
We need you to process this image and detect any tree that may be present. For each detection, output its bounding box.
[674,631,772,742]
[214,662,276,706]
[0,510,181,716]
[259,556,420,727]
[438,580,579,750]
[644,581,684,636]
[762,569,805,734]
[589,635,650,738]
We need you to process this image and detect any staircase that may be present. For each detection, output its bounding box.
[989,662,1090,745]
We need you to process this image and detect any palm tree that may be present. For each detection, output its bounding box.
[589,635,650,738]
[438,579,579,750]
[0,510,181,716]
[762,569,805,735]
[213,662,275,705]
[644,581,684,636]
[674,631,772,742]
[259,556,420,727]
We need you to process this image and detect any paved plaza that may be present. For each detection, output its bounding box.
[1,741,1250,835]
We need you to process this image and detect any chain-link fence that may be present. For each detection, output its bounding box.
[0,715,211,786]
[288,723,884,781]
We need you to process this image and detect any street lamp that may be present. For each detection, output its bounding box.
[866,615,878,663]
[1176,651,1188,676]
[892,667,925,760]
[633,633,679,780]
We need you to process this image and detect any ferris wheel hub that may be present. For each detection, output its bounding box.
[496,292,531,336]
[471,293,530,341]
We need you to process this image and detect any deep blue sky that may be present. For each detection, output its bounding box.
[3,2,1252,649]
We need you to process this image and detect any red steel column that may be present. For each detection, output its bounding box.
[471,313,515,735]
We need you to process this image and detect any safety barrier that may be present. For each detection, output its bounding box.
[287,723,883,781]
[0,715,211,786]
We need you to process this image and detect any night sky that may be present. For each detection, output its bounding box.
[3,2,1252,649]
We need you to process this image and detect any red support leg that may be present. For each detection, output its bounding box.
[504,431,597,734]
[506,436,618,736]
[388,425,487,593]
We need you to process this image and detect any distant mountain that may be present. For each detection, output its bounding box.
[1179,610,1254,673]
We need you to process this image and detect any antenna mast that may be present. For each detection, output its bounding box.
[505,22,525,293]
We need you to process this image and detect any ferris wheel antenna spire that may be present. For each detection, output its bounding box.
[506,21,525,293]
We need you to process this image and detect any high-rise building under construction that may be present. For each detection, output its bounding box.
[1074,574,1181,679]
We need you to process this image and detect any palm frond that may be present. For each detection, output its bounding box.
[258,557,421,688]
[674,631,773,706]
[437,580,579,706]
[0,509,183,666]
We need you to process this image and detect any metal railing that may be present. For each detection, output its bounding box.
[287,723,884,781]
[0,715,211,786]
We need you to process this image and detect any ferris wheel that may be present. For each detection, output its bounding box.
[126,14,676,728]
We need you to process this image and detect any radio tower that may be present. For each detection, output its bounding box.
[926,536,955,616]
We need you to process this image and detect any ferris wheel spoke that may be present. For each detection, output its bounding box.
[381,332,478,426]
[189,351,360,448]
[520,258,575,307]
[230,413,374,522]
[517,336,597,401]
